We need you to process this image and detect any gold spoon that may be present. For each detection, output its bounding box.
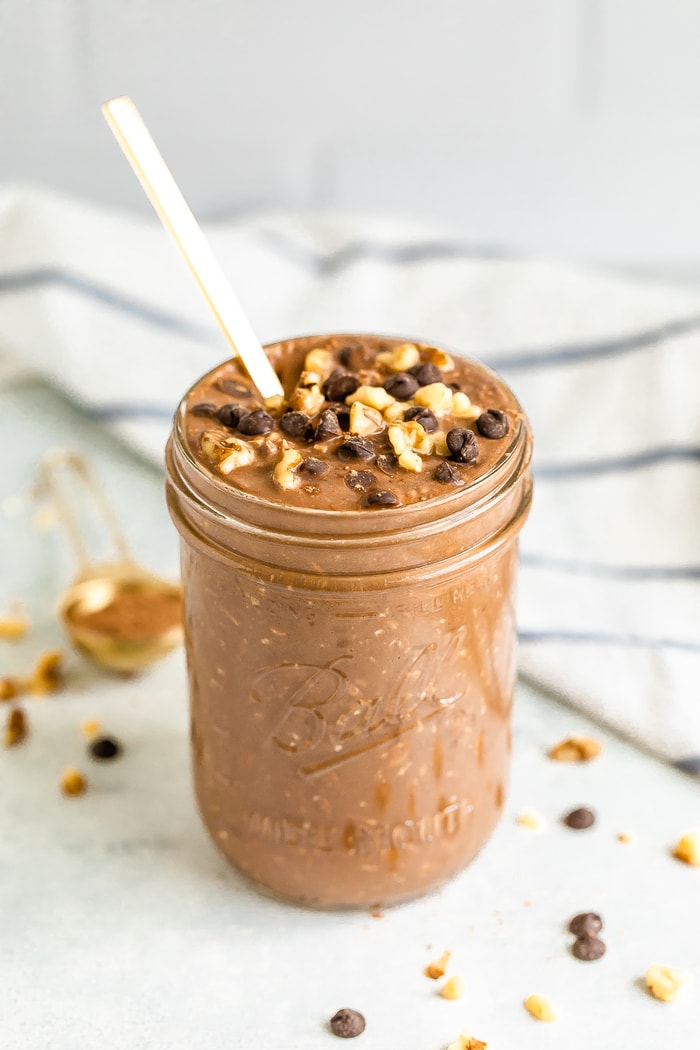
[39,451,183,674]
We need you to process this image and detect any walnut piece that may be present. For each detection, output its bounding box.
[524,994,558,1022]
[398,449,422,473]
[413,382,453,413]
[304,348,334,377]
[0,677,22,702]
[425,950,451,980]
[27,651,64,696]
[0,615,30,640]
[549,736,602,762]
[377,342,420,372]
[516,809,544,831]
[645,964,691,1002]
[349,402,384,436]
[4,706,27,747]
[447,1035,487,1050]
[346,385,396,412]
[218,439,255,474]
[439,976,465,1000]
[673,831,700,866]
[61,767,87,797]
[273,449,303,489]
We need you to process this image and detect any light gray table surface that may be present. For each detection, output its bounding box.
[1,373,698,1050]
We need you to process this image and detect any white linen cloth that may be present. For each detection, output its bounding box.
[0,186,698,772]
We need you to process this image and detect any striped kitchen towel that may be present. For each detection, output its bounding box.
[0,186,698,772]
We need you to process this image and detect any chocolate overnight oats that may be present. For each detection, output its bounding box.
[166,334,532,906]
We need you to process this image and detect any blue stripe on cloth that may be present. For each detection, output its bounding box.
[520,554,700,581]
[91,403,175,421]
[675,756,700,775]
[519,630,700,653]
[535,446,700,479]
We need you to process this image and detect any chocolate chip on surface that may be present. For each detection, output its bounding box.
[326,402,350,431]
[434,461,464,484]
[323,369,361,402]
[337,437,376,462]
[403,406,438,432]
[216,403,247,429]
[383,372,419,399]
[89,735,123,761]
[279,411,309,437]
[476,408,509,439]
[365,489,399,507]
[571,936,606,962]
[376,452,398,475]
[446,428,479,463]
[300,458,328,475]
[409,361,442,386]
[329,1008,366,1038]
[237,409,275,435]
[564,807,596,830]
[568,912,602,937]
[218,378,252,398]
[315,408,342,442]
[345,470,376,492]
[190,402,217,418]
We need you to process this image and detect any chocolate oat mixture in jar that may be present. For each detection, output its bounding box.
[166,334,532,906]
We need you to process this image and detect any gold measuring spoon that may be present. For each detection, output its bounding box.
[39,451,183,674]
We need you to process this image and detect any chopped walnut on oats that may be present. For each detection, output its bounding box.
[273,448,303,489]
[303,347,335,377]
[290,383,325,416]
[451,392,481,421]
[524,994,558,1022]
[383,401,405,423]
[414,382,454,413]
[61,767,87,797]
[549,736,602,762]
[425,950,451,979]
[377,342,420,372]
[398,449,422,473]
[4,706,27,747]
[26,650,64,696]
[349,402,384,436]
[346,385,396,412]
[388,421,433,458]
[199,430,228,461]
[439,976,465,1000]
[426,346,455,371]
[297,369,322,388]
[645,964,692,1002]
[218,439,255,474]
[673,831,700,866]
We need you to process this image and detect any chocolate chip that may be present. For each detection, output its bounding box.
[216,403,247,429]
[383,372,419,400]
[339,344,373,371]
[409,361,442,386]
[190,402,217,418]
[376,452,398,476]
[571,936,606,962]
[434,461,464,484]
[344,470,376,492]
[315,408,342,442]
[323,369,361,402]
[327,403,351,431]
[329,1009,365,1039]
[446,427,479,463]
[279,411,309,437]
[476,408,509,439]
[403,406,438,432]
[237,409,275,435]
[568,912,602,937]
[365,490,399,507]
[300,458,328,475]
[337,437,375,462]
[218,378,252,399]
[564,807,596,830]
[89,736,122,761]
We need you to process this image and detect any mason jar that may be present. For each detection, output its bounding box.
[166,334,533,907]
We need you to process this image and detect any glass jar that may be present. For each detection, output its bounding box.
[166,336,533,907]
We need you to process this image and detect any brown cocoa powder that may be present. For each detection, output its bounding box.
[74,590,182,641]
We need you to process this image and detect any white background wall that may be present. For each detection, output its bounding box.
[3,0,700,274]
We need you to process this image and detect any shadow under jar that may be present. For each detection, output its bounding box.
[166,334,533,907]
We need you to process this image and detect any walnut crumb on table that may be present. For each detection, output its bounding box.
[549,736,602,762]
[516,809,545,830]
[60,767,87,797]
[672,831,700,866]
[645,965,692,1002]
[439,976,465,1000]
[0,615,30,640]
[524,994,558,1022]
[447,1034,487,1050]
[3,706,28,747]
[425,950,451,979]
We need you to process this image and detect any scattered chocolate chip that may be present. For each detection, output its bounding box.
[237,409,275,435]
[409,361,442,386]
[564,807,596,830]
[344,470,376,492]
[279,411,309,437]
[476,408,509,439]
[190,402,217,418]
[323,369,361,402]
[329,1009,366,1038]
[383,372,419,399]
[339,344,373,370]
[376,452,398,476]
[88,735,122,761]
[434,461,463,484]
[218,378,252,399]
[337,437,375,462]
[403,406,438,432]
[300,458,328,475]
[327,402,351,430]
[572,936,606,962]
[446,427,479,463]
[365,490,399,507]
[315,408,342,442]
[568,912,602,937]
[216,403,247,429]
